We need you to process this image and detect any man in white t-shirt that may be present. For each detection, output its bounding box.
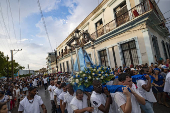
[58,83,67,113]
[90,80,112,113]
[48,80,55,113]
[114,73,145,113]
[70,89,94,113]
[137,68,157,113]
[43,76,48,91]
[18,86,47,113]
[54,81,62,113]
[33,78,38,87]
[63,84,76,113]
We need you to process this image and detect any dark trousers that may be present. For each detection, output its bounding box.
[44,83,48,90]
[51,100,56,113]
[56,105,61,113]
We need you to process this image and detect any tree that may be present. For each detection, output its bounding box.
[0,51,8,77]
[0,51,25,78]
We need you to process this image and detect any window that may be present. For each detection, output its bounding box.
[70,59,74,72]
[162,41,168,59]
[95,19,104,37]
[60,63,62,72]
[121,40,139,67]
[152,36,161,60]
[99,49,108,66]
[63,62,65,72]
[114,1,128,26]
[95,19,103,30]
[112,46,117,66]
[166,42,170,57]
[66,61,69,72]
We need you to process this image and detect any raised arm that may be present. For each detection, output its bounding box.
[98,87,111,113]
[120,87,132,113]
[142,75,151,92]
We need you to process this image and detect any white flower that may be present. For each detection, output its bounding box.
[85,80,88,82]
[92,73,95,75]
[96,78,99,80]
[75,79,79,83]
[93,69,96,71]
[88,76,91,79]
[76,74,78,77]
[83,74,86,77]
[98,74,101,76]
[76,72,79,74]
[101,71,104,74]
[105,74,108,76]
[80,71,83,73]
[101,76,103,79]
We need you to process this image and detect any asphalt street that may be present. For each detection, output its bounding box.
[12,86,170,113]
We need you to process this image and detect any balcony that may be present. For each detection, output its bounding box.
[91,0,156,40]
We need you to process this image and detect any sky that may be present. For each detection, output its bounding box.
[0,0,169,70]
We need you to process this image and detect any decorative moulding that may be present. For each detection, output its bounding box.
[81,22,89,30]
[107,0,117,7]
[91,8,105,21]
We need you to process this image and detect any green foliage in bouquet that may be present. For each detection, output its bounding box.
[70,65,115,88]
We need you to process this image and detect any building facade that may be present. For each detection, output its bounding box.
[46,52,56,74]
[56,0,170,73]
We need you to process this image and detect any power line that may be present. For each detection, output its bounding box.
[37,0,53,52]
[0,1,13,50]
[163,9,170,15]
[7,0,18,44]
[18,0,21,42]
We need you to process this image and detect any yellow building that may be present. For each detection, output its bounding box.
[56,0,170,73]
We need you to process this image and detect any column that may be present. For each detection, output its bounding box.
[142,28,154,65]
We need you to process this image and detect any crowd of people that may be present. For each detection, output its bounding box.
[0,58,170,113]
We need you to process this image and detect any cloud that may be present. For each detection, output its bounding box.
[20,38,28,42]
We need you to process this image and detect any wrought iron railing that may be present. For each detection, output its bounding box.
[91,0,154,40]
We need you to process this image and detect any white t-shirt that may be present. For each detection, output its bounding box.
[59,91,67,104]
[15,89,20,99]
[90,91,112,113]
[18,95,43,113]
[110,93,119,113]
[64,92,76,113]
[137,80,157,103]
[114,84,142,113]
[48,85,54,100]
[70,94,88,113]
[43,78,47,84]
[164,72,170,93]
[54,88,63,105]
[33,79,38,86]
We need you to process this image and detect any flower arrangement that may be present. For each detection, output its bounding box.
[70,65,115,88]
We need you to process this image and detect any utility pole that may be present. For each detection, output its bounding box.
[7,55,9,82]
[11,49,22,81]
[11,50,13,81]
[28,64,30,75]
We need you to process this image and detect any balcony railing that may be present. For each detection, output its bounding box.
[91,0,154,40]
